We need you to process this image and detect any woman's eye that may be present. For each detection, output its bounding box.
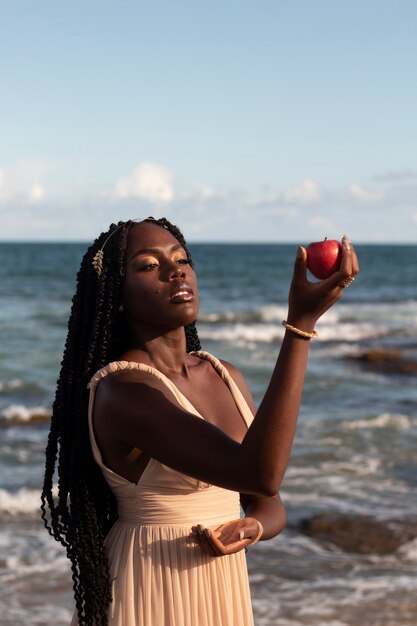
[176,258,190,265]
[140,262,159,271]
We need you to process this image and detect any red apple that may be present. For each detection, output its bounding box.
[306,238,342,279]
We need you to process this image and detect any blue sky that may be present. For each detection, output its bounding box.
[1,0,416,242]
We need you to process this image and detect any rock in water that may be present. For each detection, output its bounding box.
[345,349,417,375]
[297,512,417,554]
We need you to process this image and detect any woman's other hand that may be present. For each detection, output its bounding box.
[288,235,360,330]
[190,517,262,557]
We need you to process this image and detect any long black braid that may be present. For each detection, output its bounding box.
[41,217,201,626]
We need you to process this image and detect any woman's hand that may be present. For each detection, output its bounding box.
[190,517,262,557]
[288,235,360,330]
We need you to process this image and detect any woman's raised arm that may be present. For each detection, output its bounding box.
[95,237,359,496]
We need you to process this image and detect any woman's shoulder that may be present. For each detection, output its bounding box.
[217,358,257,414]
[91,362,181,430]
[89,361,169,395]
[193,351,251,392]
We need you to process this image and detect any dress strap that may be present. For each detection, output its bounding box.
[88,359,204,417]
[86,353,254,472]
[86,360,204,483]
[88,354,254,427]
[191,351,254,428]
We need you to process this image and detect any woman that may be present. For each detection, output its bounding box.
[41,217,359,626]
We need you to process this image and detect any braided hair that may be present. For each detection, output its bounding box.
[41,217,201,626]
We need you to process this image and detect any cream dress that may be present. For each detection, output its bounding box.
[71,351,255,626]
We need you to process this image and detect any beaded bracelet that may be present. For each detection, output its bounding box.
[282,320,318,339]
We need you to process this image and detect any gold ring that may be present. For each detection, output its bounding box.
[340,276,355,288]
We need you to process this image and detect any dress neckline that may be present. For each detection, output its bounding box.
[87,351,253,487]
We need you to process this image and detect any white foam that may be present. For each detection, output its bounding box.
[316,321,387,341]
[197,298,417,346]
[199,305,287,324]
[315,300,417,341]
[8,379,24,389]
[0,487,41,516]
[258,304,288,322]
[1,554,70,582]
[321,455,381,476]
[0,379,24,392]
[199,323,282,344]
[0,404,50,423]
[342,413,416,431]
[398,538,417,562]
[199,319,391,346]
[0,605,74,626]
[286,455,381,479]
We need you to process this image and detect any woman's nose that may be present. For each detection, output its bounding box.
[166,260,186,280]
[170,265,186,279]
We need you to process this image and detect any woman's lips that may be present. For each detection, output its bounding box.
[169,284,194,303]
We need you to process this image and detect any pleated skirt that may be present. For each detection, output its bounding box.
[71,486,254,626]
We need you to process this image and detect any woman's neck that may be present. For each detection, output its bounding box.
[122,326,194,376]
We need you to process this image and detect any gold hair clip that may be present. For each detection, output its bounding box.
[92,249,104,277]
[91,217,147,277]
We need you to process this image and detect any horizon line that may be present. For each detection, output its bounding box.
[0,239,415,246]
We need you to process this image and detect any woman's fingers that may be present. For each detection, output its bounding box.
[321,236,359,291]
[292,246,308,285]
[351,243,360,275]
[202,529,222,556]
[338,235,355,276]
[190,525,221,556]
[197,525,218,556]
[338,236,360,287]
[191,520,253,557]
[210,530,250,555]
[212,520,239,544]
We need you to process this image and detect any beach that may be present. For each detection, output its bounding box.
[1,242,416,626]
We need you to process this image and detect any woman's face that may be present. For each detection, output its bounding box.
[121,222,199,332]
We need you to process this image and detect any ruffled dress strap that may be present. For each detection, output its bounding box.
[88,359,200,416]
[86,354,254,474]
[191,351,254,428]
[86,360,206,475]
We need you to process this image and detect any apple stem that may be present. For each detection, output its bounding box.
[325,237,327,241]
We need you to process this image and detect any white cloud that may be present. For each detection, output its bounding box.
[2,161,415,241]
[28,184,45,203]
[347,182,384,205]
[115,162,174,203]
[283,179,321,204]
[199,186,215,200]
[0,161,47,204]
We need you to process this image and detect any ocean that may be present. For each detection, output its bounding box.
[1,241,416,626]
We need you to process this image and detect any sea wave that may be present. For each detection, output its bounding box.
[196,300,417,345]
[0,378,49,399]
[397,537,417,562]
[0,404,51,424]
[199,299,417,326]
[342,413,417,431]
[198,320,390,345]
[0,487,42,517]
[0,379,24,392]
[199,304,288,324]
[198,322,282,344]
